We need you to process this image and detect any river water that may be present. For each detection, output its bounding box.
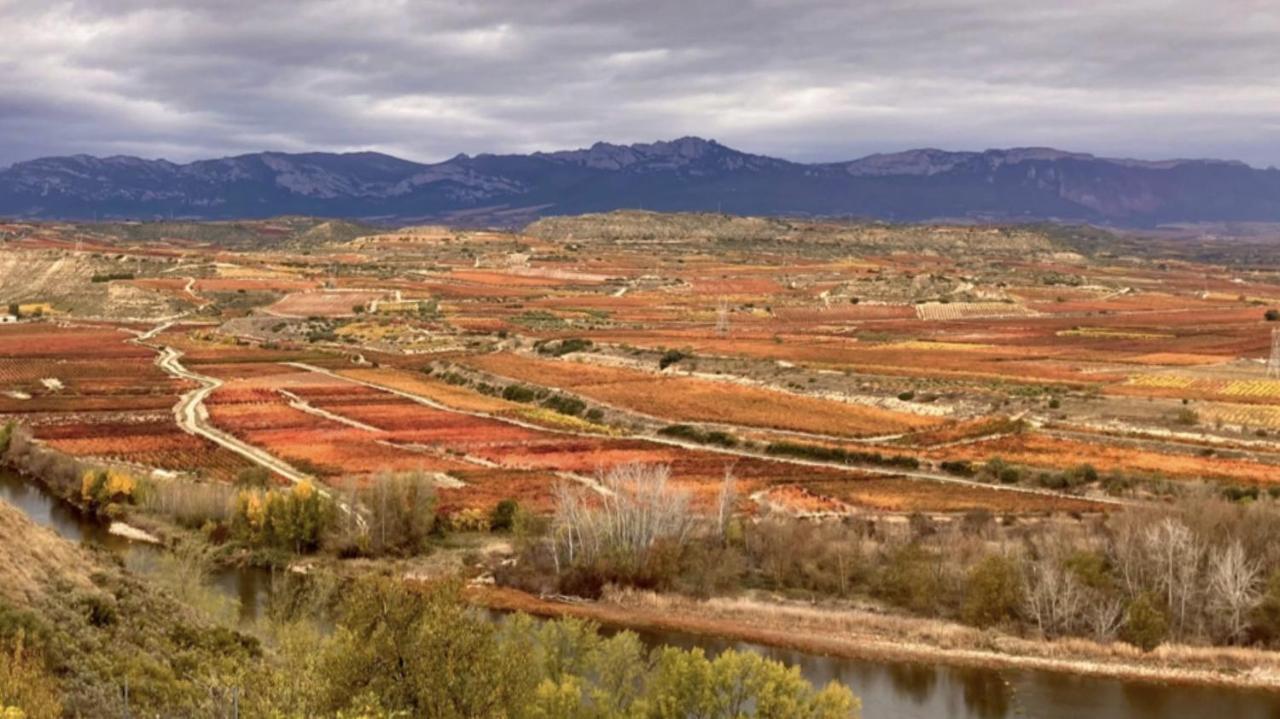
[2,469,1277,718]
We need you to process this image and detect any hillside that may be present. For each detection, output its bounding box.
[2,138,1279,227]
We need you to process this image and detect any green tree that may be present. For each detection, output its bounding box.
[1250,570,1280,645]
[962,555,1021,627]
[490,499,519,532]
[1121,593,1169,652]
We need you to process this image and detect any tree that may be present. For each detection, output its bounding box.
[715,465,737,543]
[963,555,1021,627]
[4,304,17,319]
[1265,309,1279,321]
[551,463,693,578]
[1251,570,1280,645]
[1023,559,1083,637]
[1121,593,1169,651]
[1207,540,1261,644]
[1142,517,1202,637]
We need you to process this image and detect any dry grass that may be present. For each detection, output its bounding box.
[0,500,96,605]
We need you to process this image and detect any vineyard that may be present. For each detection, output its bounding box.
[3,214,1280,522]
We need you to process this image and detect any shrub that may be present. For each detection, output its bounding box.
[501,384,538,403]
[0,635,62,719]
[489,499,519,532]
[541,394,586,417]
[448,508,490,532]
[765,441,919,469]
[658,424,738,448]
[537,337,593,356]
[940,460,975,477]
[235,466,272,489]
[897,391,916,401]
[1266,309,1280,322]
[658,349,688,370]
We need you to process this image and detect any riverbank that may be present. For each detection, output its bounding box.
[473,585,1280,692]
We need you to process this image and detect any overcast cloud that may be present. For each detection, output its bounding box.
[2,0,1278,168]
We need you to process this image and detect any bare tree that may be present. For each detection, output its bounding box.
[1023,560,1083,638]
[1208,539,1262,644]
[1143,517,1203,637]
[1083,590,1126,642]
[715,464,737,542]
[551,463,692,571]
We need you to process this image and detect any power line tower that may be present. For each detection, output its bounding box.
[715,298,730,337]
[1268,328,1280,379]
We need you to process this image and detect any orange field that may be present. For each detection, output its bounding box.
[463,352,941,437]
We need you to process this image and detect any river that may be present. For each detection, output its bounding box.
[2,469,1277,718]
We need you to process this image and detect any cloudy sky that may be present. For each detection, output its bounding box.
[2,0,1278,168]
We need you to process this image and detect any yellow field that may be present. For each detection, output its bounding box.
[1199,403,1280,430]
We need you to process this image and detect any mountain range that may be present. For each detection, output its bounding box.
[3,137,1278,227]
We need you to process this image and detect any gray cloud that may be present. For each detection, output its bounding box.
[2,0,1278,167]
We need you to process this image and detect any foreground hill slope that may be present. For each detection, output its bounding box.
[3,138,1278,226]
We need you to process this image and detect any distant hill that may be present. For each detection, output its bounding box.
[3,137,1278,227]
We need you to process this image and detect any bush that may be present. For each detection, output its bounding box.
[0,636,62,719]
[658,349,688,370]
[1266,309,1280,322]
[536,337,593,356]
[939,460,975,477]
[897,391,916,401]
[235,466,272,489]
[765,441,919,469]
[489,499,519,532]
[541,394,586,417]
[501,384,538,403]
[658,424,738,448]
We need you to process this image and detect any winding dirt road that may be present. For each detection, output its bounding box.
[127,322,315,485]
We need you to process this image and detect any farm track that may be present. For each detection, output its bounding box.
[126,322,314,485]
[288,363,1125,510]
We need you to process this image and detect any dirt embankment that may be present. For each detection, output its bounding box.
[0,499,97,606]
[0,249,188,319]
[472,586,1280,692]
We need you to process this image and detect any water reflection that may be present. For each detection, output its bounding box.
[0,469,273,623]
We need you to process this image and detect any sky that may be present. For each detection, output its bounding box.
[2,0,1279,168]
